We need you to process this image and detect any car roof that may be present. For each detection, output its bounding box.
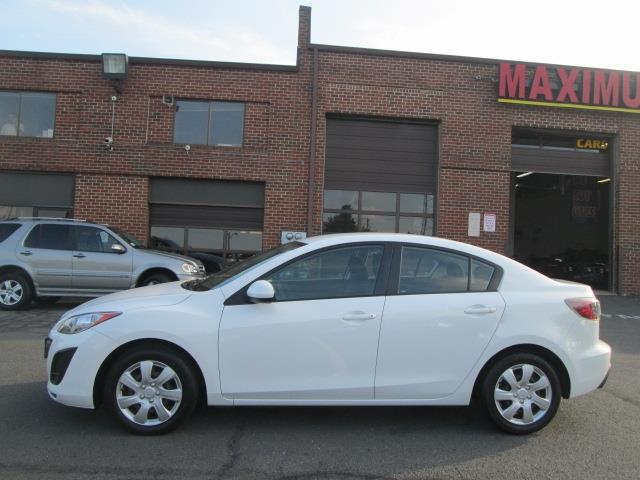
[0,217,104,226]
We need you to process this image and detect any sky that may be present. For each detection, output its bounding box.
[1,0,639,71]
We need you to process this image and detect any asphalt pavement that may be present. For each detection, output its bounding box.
[0,295,639,480]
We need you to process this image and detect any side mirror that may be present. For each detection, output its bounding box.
[111,244,126,254]
[246,280,275,303]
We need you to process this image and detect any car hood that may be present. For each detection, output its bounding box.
[136,248,201,265]
[63,281,192,318]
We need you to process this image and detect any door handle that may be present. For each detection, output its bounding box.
[19,251,32,256]
[73,253,86,259]
[342,312,377,321]
[464,305,497,315]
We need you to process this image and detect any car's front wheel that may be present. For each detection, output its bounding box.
[104,346,198,434]
[482,353,561,434]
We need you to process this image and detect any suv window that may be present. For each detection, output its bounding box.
[398,246,469,294]
[24,224,73,250]
[75,226,122,253]
[0,223,21,242]
[267,245,384,301]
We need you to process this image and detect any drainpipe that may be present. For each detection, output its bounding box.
[307,47,319,235]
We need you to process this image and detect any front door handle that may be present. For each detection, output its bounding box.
[342,312,377,321]
[73,253,86,259]
[19,251,33,256]
[464,305,497,315]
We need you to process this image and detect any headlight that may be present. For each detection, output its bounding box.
[181,263,199,274]
[57,312,121,334]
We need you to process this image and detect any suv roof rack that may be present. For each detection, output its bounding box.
[5,217,88,222]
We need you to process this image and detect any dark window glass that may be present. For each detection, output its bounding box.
[323,212,359,233]
[0,205,34,219]
[150,226,184,252]
[470,259,495,291]
[24,224,72,250]
[228,230,262,251]
[0,92,20,136]
[323,190,358,210]
[267,245,384,301]
[360,214,395,232]
[398,247,469,294]
[173,101,209,145]
[75,226,121,253]
[361,191,396,211]
[187,228,224,251]
[210,102,244,146]
[0,92,55,138]
[0,223,21,242]
[399,217,425,235]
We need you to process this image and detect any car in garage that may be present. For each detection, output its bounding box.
[0,218,205,310]
[44,233,611,435]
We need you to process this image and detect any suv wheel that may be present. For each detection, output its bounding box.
[141,272,174,287]
[0,272,33,310]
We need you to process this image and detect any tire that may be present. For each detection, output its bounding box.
[140,272,174,287]
[481,353,561,434]
[0,271,33,311]
[103,346,199,435]
[34,296,61,306]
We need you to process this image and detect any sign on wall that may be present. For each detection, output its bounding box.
[498,63,640,114]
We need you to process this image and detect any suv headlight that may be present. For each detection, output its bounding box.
[181,263,199,274]
[57,312,121,334]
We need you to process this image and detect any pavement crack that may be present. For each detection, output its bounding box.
[216,416,246,479]
[603,389,640,409]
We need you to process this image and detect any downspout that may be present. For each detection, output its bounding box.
[307,47,319,235]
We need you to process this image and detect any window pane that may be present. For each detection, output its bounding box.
[425,217,434,235]
[0,223,21,243]
[360,214,395,232]
[361,191,396,211]
[210,102,244,146]
[323,190,358,210]
[187,228,224,251]
[24,224,73,250]
[399,217,425,235]
[150,226,184,252]
[400,194,426,213]
[228,230,262,251]
[398,247,469,294]
[20,93,55,138]
[0,205,33,219]
[268,245,384,301]
[75,226,120,253]
[323,211,359,233]
[470,259,495,291]
[174,101,209,145]
[36,208,69,218]
[0,92,20,136]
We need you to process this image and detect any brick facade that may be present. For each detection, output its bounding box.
[1,6,638,294]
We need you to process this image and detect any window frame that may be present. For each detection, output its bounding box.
[387,243,503,296]
[172,99,245,147]
[23,223,74,251]
[0,90,57,139]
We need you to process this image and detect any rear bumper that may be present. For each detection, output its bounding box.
[569,340,611,398]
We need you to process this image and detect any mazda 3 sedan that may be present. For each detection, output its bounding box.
[45,233,611,435]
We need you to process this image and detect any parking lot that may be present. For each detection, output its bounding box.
[0,295,639,480]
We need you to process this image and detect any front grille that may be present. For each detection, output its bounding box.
[50,348,77,385]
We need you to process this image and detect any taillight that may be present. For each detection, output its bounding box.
[565,298,601,321]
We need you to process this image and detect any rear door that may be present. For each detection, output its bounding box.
[20,223,74,290]
[375,245,505,399]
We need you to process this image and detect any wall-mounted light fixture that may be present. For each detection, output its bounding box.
[101,53,128,93]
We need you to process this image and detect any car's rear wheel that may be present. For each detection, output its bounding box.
[0,272,33,311]
[482,353,561,434]
[104,346,198,434]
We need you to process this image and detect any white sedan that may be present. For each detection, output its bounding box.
[45,233,611,435]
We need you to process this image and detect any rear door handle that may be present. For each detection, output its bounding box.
[342,312,377,321]
[464,305,497,315]
[73,253,86,259]
[19,251,32,256]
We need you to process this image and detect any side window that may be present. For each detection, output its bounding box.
[398,246,469,294]
[75,226,122,253]
[0,223,21,243]
[24,224,73,250]
[470,259,495,291]
[267,245,384,301]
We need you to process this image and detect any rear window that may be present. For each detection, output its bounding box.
[24,224,73,250]
[0,223,21,242]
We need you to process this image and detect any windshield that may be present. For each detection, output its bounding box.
[109,226,145,249]
[183,241,305,291]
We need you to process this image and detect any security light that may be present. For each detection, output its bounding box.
[101,53,128,80]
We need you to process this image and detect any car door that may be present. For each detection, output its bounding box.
[219,243,390,401]
[375,245,505,399]
[71,225,133,291]
[19,223,73,290]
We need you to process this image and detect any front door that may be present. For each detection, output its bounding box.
[375,245,505,399]
[219,244,389,401]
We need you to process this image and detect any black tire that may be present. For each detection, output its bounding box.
[140,272,174,287]
[0,271,33,311]
[34,296,61,306]
[103,346,199,435]
[481,353,561,435]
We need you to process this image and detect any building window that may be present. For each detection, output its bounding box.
[173,100,244,146]
[0,91,56,138]
[322,190,434,235]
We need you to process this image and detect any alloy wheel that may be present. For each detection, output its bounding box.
[0,280,23,306]
[494,363,552,426]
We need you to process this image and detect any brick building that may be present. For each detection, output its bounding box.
[0,6,638,294]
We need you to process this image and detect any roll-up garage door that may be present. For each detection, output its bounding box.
[0,171,74,219]
[511,146,610,176]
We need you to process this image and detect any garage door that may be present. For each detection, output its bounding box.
[324,118,438,235]
[149,178,265,260]
[0,171,74,219]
